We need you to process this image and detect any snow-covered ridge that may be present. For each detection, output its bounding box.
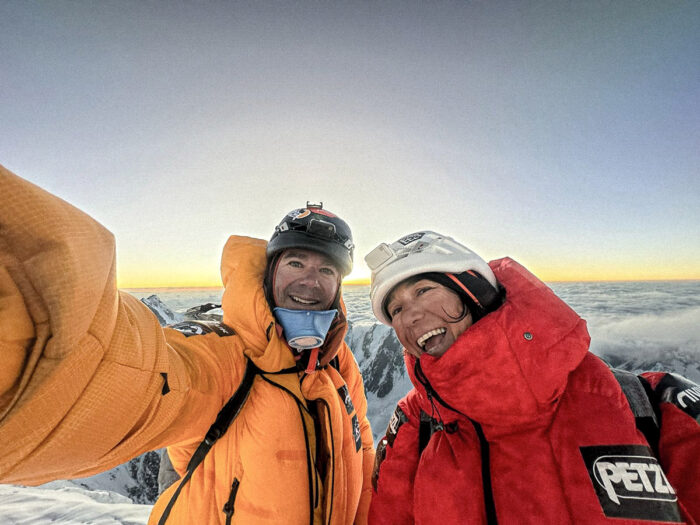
[0,482,152,525]
[139,295,183,326]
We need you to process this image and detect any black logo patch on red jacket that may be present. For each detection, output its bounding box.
[657,373,700,422]
[580,445,681,523]
[386,405,409,447]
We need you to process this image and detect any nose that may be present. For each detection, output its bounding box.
[298,267,321,287]
[402,301,424,325]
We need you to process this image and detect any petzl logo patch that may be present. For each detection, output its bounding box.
[676,386,700,410]
[398,232,425,246]
[580,445,681,522]
[658,373,700,422]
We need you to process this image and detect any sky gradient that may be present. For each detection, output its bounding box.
[1,1,698,287]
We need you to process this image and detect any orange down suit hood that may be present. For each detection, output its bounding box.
[0,164,374,524]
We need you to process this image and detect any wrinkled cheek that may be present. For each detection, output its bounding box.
[393,327,410,350]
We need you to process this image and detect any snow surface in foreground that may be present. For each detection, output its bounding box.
[0,482,152,525]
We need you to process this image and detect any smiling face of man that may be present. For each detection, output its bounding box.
[273,249,341,311]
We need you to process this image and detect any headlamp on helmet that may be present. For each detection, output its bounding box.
[267,202,354,276]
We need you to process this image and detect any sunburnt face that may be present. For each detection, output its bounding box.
[386,278,473,358]
[273,249,341,311]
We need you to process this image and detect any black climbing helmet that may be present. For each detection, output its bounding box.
[267,202,354,276]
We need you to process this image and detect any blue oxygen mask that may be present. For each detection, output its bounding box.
[273,308,338,351]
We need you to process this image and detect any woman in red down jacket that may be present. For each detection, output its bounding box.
[364,231,700,525]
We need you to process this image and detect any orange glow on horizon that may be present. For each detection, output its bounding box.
[116,260,699,289]
[116,268,223,289]
[529,262,700,283]
[342,277,371,286]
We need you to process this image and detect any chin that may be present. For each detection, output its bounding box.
[306,304,328,311]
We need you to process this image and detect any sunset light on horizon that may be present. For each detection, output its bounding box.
[115,258,699,289]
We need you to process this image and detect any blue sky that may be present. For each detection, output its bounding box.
[1,1,698,285]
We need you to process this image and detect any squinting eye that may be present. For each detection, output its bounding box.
[320,267,336,276]
[390,306,402,317]
[289,261,302,268]
[416,286,433,296]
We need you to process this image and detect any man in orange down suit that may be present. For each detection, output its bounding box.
[0,163,374,524]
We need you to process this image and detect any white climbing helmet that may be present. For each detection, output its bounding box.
[365,231,498,325]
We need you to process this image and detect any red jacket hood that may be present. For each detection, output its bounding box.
[407,257,591,426]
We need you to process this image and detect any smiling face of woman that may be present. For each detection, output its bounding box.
[385,277,473,358]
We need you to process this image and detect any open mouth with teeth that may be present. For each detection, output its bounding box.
[416,327,447,352]
[290,295,320,306]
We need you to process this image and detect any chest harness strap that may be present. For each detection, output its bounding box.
[610,368,661,456]
[157,358,259,525]
[157,355,343,524]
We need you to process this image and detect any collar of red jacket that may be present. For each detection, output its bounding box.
[406,257,591,426]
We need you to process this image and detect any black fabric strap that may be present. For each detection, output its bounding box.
[611,368,661,456]
[418,411,435,455]
[470,419,497,525]
[157,358,259,524]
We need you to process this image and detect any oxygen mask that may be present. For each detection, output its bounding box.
[273,307,337,351]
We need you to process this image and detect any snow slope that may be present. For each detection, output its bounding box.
[0,482,151,525]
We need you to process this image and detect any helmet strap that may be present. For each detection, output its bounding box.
[263,253,283,310]
[446,272,483,308]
